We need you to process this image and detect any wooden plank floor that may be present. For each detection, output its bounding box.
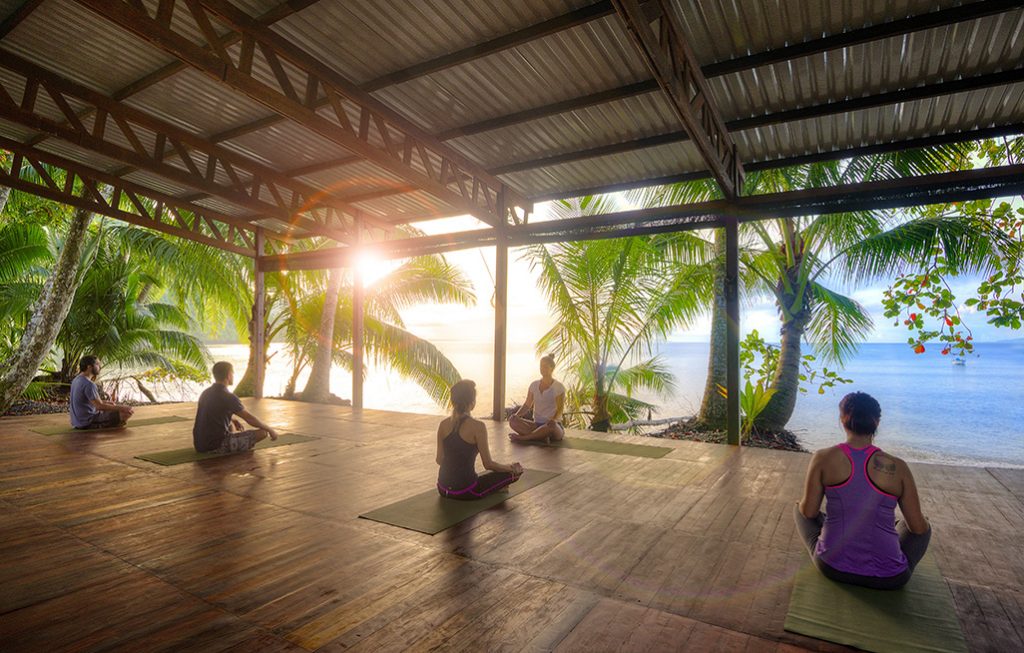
[1,399,1021,652]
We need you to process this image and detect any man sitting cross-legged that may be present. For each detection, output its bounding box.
[70,355,135,429]
[193,361,278,454]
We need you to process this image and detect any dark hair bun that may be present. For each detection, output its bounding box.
[839,392,882,436]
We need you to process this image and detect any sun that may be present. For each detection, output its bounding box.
[355,250,396,287]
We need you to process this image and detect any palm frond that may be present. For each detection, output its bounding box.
[805,283,874,364]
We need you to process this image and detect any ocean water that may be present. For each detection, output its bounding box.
[182,341,1023,468]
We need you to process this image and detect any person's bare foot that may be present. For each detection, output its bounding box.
[508,432,521,442]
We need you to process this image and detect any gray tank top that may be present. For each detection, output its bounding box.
[437,416,479,491]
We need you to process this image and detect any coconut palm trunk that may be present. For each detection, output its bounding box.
[0,208,94,412]
[234,305,265,397]
[301,267,343,403]
[696,229,728,428]
[755,310,810,432]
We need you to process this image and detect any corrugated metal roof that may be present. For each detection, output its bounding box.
[273,0,596,87]
[673,0,965,65]
[711,9,1024,121]
[739,82,1024,163]
[447,91,677,169]
[3,0,177,95]
[1,0,1022,236]
[372,14,650,133]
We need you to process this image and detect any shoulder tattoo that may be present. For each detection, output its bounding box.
[872,456,897,475]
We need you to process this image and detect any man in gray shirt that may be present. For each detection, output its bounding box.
[69,355,135,429]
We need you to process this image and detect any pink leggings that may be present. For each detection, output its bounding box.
[438,472,519,500]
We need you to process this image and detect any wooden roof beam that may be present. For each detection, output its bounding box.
[288,0,1022,200]
[0,135,260,255]
[74,0,529,228]
[611,0,743,197]
[202,1,624,146]
[21,0,325,150]
[262,161,1024,269]
[531,122,1024,201]
[0,51,363,243]
[0,0,45,40]
[490,66,1024,177]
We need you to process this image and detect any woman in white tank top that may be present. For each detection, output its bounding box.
[509,354,566,443]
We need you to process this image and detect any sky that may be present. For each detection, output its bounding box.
[387,200,1020,348]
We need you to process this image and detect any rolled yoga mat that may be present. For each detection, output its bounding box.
[31,415,190,435]
[359,468,561,534]
[135,433,318,465]
[516,436,671,459]
[784,553,967,653]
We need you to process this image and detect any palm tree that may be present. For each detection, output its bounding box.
[0,158,99,412]
[526,196,713,430]
[50,234,209,386]
[281,255,476,406]
[634,146,1006,431]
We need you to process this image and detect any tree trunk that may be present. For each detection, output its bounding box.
[590,362,610,431]
[754,315,809,432]
[234,306,264,397]
[134,377,157,403]
[301,267,342,403]
[0,208,94,413]
[696,229,728,428]
[1,153,12,215]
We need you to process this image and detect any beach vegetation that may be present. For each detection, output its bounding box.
[526,195,714,430]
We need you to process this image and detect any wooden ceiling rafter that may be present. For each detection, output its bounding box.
[0,51,376,243]
[533,122,1024,201]
[310,0,1024,205]
[260,161,1024,270]
[74,0,530,229]
[611,0,744,197]
[0,135,260,255]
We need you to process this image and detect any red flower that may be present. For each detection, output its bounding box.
[910,313,917,321]
[945,317,954,326]
[914,344,926,354]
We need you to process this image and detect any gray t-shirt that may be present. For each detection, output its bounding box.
[69,374,100,428]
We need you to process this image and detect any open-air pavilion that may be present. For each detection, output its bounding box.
[1,0,1023,650]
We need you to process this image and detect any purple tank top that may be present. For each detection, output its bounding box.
[815,443,908,577]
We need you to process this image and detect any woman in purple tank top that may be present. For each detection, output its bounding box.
[794,392,931,590]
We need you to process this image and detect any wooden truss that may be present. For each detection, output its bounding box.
[0,135,257,256]
[0,52,384,243]
[261,162,1024,271]
[611,0,744,198]
[74,0,530,229]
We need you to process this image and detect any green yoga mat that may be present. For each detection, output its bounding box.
[31,415,190,436]
[784,554,967,653]
[516,436,671,459]
[359,468,560,534]
[135,433,318,466]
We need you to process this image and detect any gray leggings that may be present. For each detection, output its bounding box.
[793,504,931,590]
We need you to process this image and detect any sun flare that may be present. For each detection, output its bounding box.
[355,250,395,287]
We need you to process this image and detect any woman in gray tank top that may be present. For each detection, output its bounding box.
[437,380,523,499]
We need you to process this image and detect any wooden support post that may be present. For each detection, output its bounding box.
[725,216,741,445]
[253,228,266,399]
[352,218,364,410]
[492,189,509,421]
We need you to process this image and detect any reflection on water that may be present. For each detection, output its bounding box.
[134,340,1023,468]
